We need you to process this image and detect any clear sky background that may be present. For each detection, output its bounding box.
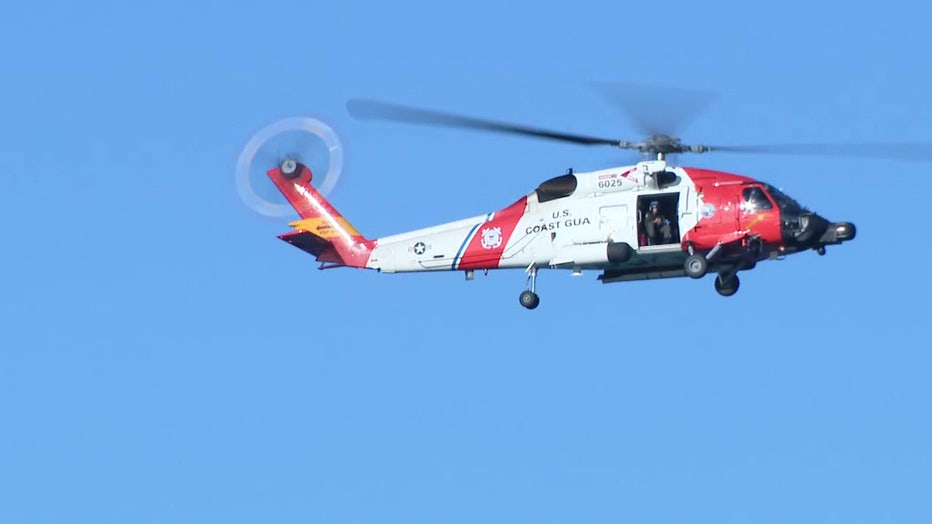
[2,1,931,523]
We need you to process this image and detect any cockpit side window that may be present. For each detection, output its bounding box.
[535,174,577,203]
[742,187,773,212]
[764,184,806,213]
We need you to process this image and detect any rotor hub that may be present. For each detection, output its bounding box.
[280,157,299,178]
[619,135,711,156]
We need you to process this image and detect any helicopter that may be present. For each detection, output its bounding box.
[245,93,925,309]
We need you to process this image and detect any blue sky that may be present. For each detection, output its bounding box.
[2,1,931,522]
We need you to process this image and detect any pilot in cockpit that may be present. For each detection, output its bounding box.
[742,187,772,213]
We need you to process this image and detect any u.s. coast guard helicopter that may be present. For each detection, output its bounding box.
[242,94,925,309]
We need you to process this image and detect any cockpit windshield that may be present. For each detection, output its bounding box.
[764,184,806,214]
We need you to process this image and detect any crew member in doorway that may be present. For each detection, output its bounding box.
[645,201,672,245]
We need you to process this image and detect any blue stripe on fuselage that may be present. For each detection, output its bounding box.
[451,214,492,270]
[451,223,481,270]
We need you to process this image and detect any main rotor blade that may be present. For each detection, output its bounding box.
[711,142,932,162]
[347,99,622,147]
[589,82,719,137]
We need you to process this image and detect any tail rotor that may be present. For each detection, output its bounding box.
[235,116,345,217]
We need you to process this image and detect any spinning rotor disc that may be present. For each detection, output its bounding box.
[347,83,932,163]
[235,117,344,217]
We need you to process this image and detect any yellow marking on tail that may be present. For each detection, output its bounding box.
[290,217,361,239]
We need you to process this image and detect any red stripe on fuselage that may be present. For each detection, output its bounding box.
[458,197,527,270]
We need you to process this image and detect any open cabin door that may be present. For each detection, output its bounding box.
[637,193,681,247]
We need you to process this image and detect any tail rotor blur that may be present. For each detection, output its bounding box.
[235,117,344,218]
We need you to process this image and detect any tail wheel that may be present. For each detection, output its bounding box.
[714,273,740,297]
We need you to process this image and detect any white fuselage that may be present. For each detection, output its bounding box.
[366,163,701,273]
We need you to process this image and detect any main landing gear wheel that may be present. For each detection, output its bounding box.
[519,266,540,309]
[519,290,540,310]
[684,254,709,279]
[714,273,740,297]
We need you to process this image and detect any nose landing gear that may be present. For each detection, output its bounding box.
[519,266,540,309]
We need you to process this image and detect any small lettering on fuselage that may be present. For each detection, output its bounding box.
[526,217,591,235]
[597,179,624,189]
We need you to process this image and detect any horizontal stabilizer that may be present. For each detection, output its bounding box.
[278,230,345,267]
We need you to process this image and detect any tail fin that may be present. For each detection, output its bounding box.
[267,160,374,268]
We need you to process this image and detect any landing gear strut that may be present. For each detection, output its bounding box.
[519,266,540,309]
